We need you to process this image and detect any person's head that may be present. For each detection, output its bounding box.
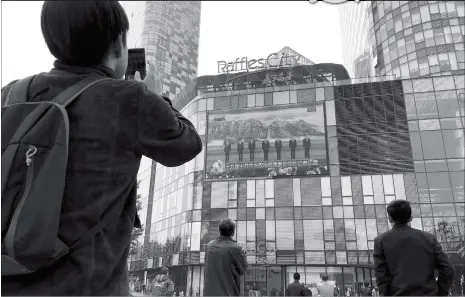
[219,218,236,237]
[293,273,300,281]
[306,134,309,138]
[160,266,169,275]
[321,274,329,282]
[363,281,370,287]
[387,200,412,224]
[41,1,129,78]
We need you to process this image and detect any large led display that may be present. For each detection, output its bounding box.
[205,103,329,179]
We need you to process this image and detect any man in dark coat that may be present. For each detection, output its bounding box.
[289,136,298,159]
[359,281,372,296]
[237,138,244,162]
[373,200,455,296]
[303,134,311,159]
[204,219,247,296]
[248,138,256,161]
[1,1,202,295]
[262,138,271,161]
[223,137,231,163]
[275,136,283,160]
[286,273,306,296]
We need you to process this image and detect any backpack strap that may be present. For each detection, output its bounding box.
[51,75,112,107]
[3,75,36,107]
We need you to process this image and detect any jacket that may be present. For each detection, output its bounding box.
[286,281,306,296]
[373,224,455,296]
[1,61,202,295]
[204,236,247,296]
[151,274,174,296]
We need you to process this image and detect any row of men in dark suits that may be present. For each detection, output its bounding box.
[222,135,312,162]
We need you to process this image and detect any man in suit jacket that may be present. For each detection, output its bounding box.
[275,136,283,160]
[303,134,311,159]
[289,136,298,159]
[373,200,455,296]
[237,138,244,162]
[262,138,271,161]
[223,137,232,163]
[248,138,256,161]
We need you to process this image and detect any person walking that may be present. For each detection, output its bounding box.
[204,218,248,296]
[151,267,175,297]
[286,273,306,296]
[373,200,456,296]
[317,274,336,297]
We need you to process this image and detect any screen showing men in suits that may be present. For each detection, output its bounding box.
[206,103,328,179]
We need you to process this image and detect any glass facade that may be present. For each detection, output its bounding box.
[339,1,465,79]
[122,1,201,100]
[131,73,465,295]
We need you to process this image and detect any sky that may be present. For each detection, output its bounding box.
[1,1,344,87]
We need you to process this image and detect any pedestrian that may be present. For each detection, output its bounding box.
[151,267,175,297]
[317,274,336,297]
[1,1,202,295]
[204,218,248,296]
[286,273,306,296]
[358,281,372,296]
[373,200,456,296]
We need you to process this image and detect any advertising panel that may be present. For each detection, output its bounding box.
[206,103,328,179]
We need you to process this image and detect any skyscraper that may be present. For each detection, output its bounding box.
[122,1,201,99]
[339,1,465,79]
[120,0,202,278]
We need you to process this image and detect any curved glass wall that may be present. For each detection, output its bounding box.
[131,75,464,296]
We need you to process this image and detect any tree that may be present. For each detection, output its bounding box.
[129,193,144,256]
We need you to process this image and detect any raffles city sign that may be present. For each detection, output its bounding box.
[217,52,302,74]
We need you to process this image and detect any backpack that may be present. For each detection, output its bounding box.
[1,74,123,276]
[152,274,174,296]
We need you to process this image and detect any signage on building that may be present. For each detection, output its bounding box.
[217,52,301,74]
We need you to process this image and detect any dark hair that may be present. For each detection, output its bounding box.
[41,1,129,66]
[363,281,370,287]
[219,218,235,237]
[293,273,300,280]
[321,274,329,281]
[160,266,168,274]
[387,200,412,224]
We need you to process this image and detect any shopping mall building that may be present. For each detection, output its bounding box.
[130,54,465,296]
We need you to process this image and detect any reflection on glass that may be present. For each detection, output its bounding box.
[362,176,373,196]
[303,220,324,250]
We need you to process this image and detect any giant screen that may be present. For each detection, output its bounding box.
[206,102,328,179]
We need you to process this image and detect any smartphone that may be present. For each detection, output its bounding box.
[125,48,146,80]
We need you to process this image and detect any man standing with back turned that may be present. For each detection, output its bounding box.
[373,200,455,296]
[204,218,248,296]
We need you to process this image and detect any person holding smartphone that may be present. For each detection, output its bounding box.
[1,1,202,295]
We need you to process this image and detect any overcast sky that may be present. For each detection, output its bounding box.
[1,1,343,87]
